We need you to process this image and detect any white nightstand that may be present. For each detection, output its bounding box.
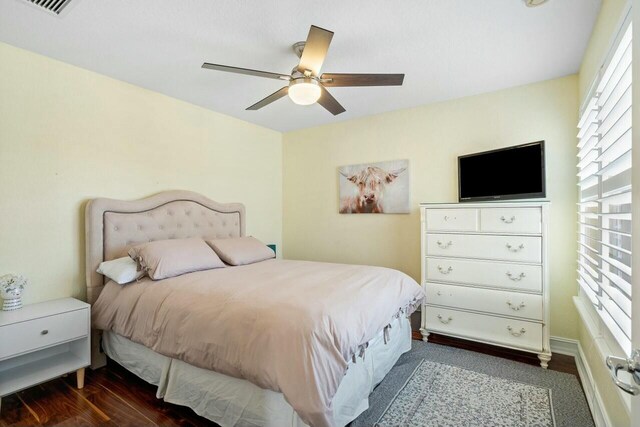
[0,297,90,411]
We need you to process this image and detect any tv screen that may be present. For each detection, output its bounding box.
[458,141,546,202]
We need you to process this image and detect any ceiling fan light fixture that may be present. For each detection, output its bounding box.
[202,25,404,115]
[288,78,321,105]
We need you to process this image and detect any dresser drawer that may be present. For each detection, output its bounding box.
[480,208,542,234]
[426,283,543,320]
[425,209,478,232]
[425,307,543,352]
[426,233,542,263]
[0,308,89,360]
[425,257,542,293]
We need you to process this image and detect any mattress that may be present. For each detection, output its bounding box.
[102,315,411,427]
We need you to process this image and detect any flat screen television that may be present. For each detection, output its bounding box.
[458,141,546,202]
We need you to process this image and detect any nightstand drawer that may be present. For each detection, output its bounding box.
[0,308,89,360]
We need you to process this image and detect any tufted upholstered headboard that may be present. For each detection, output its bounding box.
[85,190,245,306]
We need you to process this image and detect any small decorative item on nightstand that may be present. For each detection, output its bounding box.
[0,274,27,311]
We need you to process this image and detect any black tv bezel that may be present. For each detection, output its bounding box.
[458,141,546,202]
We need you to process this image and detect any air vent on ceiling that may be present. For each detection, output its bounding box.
[22,0,74,15]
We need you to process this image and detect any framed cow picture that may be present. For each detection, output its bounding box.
[338,159,410,214]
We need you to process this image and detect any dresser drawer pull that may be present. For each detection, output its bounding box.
[443,215,456,221]
[506,272,526,281]
[437,266,453,275]
[506,301,526,311]
[41,330,49,335]
[437,315,453,324]
[500,215,516,224]
[505,243,525,252]
[507,326,526,337]
[436,240,453,249]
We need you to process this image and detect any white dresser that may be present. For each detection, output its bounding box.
[420,201,551,368]
[0,298,90,410]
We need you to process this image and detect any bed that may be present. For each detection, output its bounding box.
[86,190,423,427]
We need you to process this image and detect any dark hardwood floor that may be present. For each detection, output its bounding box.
[0,360,217,427]
[2,324,582,426]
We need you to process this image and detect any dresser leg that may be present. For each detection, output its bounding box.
[419,328,430,342]
[76,368,85,389]
[538,353,551,369]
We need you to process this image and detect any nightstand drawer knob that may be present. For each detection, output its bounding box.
[41,329,49,335]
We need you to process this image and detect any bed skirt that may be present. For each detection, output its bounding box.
[102,316,411,427]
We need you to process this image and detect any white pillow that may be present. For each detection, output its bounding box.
[97,257,143,284]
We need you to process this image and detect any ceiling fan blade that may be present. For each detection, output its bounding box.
[246,87,289,110]
[297,25,334,76]
[202,63,291,81]
[318,86,346,116]
[320,73,405,87]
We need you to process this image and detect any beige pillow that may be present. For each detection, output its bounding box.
[206,236,275,266]
[128,238,225,280]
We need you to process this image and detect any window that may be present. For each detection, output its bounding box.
[577,24,632,354]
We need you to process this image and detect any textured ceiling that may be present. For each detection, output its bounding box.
[0,0,600,132]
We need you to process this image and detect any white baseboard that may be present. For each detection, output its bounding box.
[550,336,579,356]
[550,336,614,427]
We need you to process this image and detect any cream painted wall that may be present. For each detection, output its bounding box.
[283,75,579,339]
[0,42,282,305]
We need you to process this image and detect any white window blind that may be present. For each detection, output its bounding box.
[577,24,632,354]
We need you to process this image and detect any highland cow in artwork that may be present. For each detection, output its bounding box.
[339,160,409,214]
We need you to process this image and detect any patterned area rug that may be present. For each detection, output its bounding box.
[376,359,554,427]
[351,341,593,427]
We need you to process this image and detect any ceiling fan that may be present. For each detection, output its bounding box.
[201,25,405,116]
